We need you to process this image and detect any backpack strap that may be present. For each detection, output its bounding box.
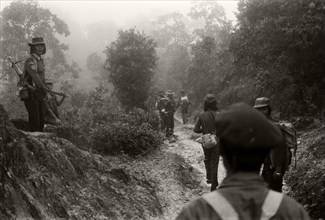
[202,191,239,220]
[260,190,283,220]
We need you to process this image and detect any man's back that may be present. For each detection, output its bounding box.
[194,110,216,135]
[176,173,310,220]
[166,98,176,113]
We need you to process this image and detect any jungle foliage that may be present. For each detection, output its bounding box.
[152,0,325,117]
[105,28,158,110]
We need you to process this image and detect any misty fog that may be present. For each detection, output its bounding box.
[1,0,238,90]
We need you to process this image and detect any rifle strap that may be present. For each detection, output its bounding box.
[202,190,283,220]
[203,191,239,220]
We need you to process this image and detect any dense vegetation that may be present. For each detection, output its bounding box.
[105,28,158,110]
[153,0,325,118]
[1,0,324,217]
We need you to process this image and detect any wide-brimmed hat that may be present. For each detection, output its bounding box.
[253,97,270,109]
[28,37,45,46]
[204,94,216,103]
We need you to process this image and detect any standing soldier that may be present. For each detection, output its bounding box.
[165,90,176,137]
[253,97,289,192]
[176,103,310,220]
[178,90,190,124]
[23,37,50,132]
[194,94,219,191]
[155,90,168,132]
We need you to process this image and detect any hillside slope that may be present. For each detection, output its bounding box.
[0,105,219,219]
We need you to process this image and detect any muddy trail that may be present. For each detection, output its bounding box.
[130,120,226,219]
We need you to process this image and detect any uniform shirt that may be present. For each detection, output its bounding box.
[194,110,216,135]
[176,172,310,220]
[24,53,47,91]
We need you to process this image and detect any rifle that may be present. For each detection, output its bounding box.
[7,56,66,97]
[7,56,65,125]
[7,56,35,91]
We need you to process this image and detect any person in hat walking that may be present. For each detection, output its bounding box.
[165,90,176,137]
[193,94,220,191]
[176,103,310,220]
[178,90,190,124]
[155,90,168,132]
[253,97,289,192]
[23,37,50,132]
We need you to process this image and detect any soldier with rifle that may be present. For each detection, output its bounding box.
[8,37,65,132]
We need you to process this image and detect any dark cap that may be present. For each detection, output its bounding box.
[215,103,283,152]
[253,97,270,109]
[204,94,216,103]
[28,37,45,46]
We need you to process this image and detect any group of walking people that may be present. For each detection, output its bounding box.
[176,94,310,219]
[156,89,190,137]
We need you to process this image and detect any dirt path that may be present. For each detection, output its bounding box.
[136,119,227,219]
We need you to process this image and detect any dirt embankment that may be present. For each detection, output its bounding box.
[286,124,325,219]
[0,105,222,220]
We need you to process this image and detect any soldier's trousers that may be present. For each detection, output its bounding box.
[24,98,44,132]
[203,145,220,191]
[159,113,166,131]
[262,164,284,192]
[165,113,174,136]
[181,110,188,124]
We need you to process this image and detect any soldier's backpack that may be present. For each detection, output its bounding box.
[279,122,298,168]
[196,133,218,149]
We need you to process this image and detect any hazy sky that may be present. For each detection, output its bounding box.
[0,0,239,26]
[1,0,239,88]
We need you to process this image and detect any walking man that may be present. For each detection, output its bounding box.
[178,90,190,124]
[155,90,168,132]
[194,94,219,191]
[165,90,176,137]
[176,103,310,220]
[254,97,289,192]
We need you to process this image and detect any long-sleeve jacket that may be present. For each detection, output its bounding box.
[194,110,216,135]
[24,53,48,93]
[176,172,310,220]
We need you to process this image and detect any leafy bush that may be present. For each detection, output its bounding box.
[91,121,162,157]
[59,84,162,157]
